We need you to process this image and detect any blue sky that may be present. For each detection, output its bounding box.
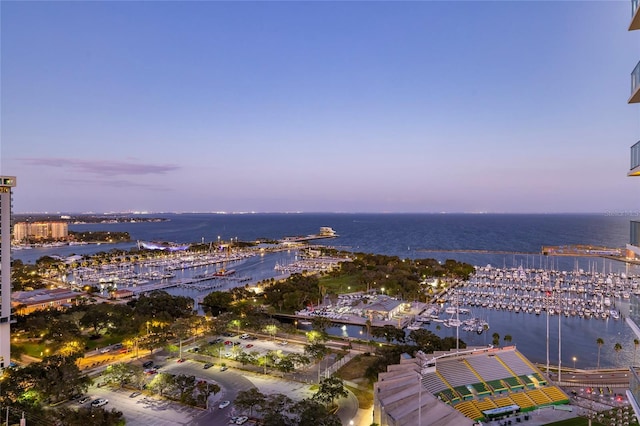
[1,1,638,213]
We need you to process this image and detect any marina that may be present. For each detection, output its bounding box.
[10,213,640,369]
[440,265,640,321]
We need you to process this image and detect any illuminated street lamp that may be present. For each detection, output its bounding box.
[573,356,577,370]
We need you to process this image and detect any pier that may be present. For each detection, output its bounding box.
[418,245,626,260]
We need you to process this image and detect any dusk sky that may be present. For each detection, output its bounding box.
[1,1,638,214]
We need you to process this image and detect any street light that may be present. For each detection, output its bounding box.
[573,356,577,370]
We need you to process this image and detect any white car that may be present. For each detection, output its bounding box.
[235,416,248,425]
[219,400,231,409]
[91,398,108,407]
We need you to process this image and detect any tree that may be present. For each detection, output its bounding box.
[148,373,175,397]
[79,303,113,336]
[195,381,220,408]
[201,291,234,316]
[305,343,329,362]
[614,342,623,365]
[259,393,294,416]
[292,399,342,426]
[313,376,348,408]
[408,329,440,352]
[503,334,512,345]
[236,351,258,366]
[53,407,125,426]
[311,316,332,334]
[276,356,295,374]
[103,363,141,388]
[24,355,91,404]
[234,388,266,417]
[596,338,604,369]
[492,333,500,347]
[171,317,193,359]
[633,338,639,366]
[173,374,197,404]
[371,325,405,343]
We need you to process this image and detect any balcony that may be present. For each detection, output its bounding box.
[631,60,640,103]
[632,0,640,30]
[630,141,640,176]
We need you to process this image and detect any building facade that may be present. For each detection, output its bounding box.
[628,0,640,259]
[12,221,68,242]
[626,2,640,422]
[0,176,16,368]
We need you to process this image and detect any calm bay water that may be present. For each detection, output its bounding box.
[13,213,640,369]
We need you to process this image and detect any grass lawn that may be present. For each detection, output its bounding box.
[319,274,363,294]
[19,341,53,358]
[335,354,378,383]
[346,385,373,409]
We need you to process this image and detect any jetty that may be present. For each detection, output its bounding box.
[418,244,626,261]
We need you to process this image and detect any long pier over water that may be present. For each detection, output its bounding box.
[417,244,625,260]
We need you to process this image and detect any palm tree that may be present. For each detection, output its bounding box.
[492,333,500,347]
[596,338,604,369]
[614,342,623,365]
[634,339,639,366]
[503,334,512,345]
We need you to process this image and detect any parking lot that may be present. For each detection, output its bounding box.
[188,333,306,362]
[71,332,320,425]
[72,382,206,426]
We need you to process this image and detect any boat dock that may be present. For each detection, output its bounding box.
[439,265,640,320]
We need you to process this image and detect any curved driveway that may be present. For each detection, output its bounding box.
[160,360,256,425]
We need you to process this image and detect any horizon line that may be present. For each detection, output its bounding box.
[12,210,632,216]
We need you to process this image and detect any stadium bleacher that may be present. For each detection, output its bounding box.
[417,346,569,422]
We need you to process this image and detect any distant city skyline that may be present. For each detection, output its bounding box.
[1,1,638,214]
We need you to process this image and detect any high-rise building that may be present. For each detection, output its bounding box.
[628,0,640,259]
[626,2,640,421]
[0,176,16,368]
[12,221,68,242]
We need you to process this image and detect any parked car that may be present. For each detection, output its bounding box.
[91,398,108,407]
[203,363,213,369]
[144,368,157,375]
[78,396,91,404]
[224,340,232,345]
[245,344,253,348]
[235,416,249,424]
[142,361,154,368]
[129,391,141,398]
[176,358,185,363]
[240,334,250,339]
[219,400,231,409]
[220,366,228,371]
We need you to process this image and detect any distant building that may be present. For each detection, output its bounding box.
[0,176,16,368]
[12,288,82,315]
[110,289,134,300]
[628,0,640,259]
[13,221,68,242]
[356,296,405,321]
